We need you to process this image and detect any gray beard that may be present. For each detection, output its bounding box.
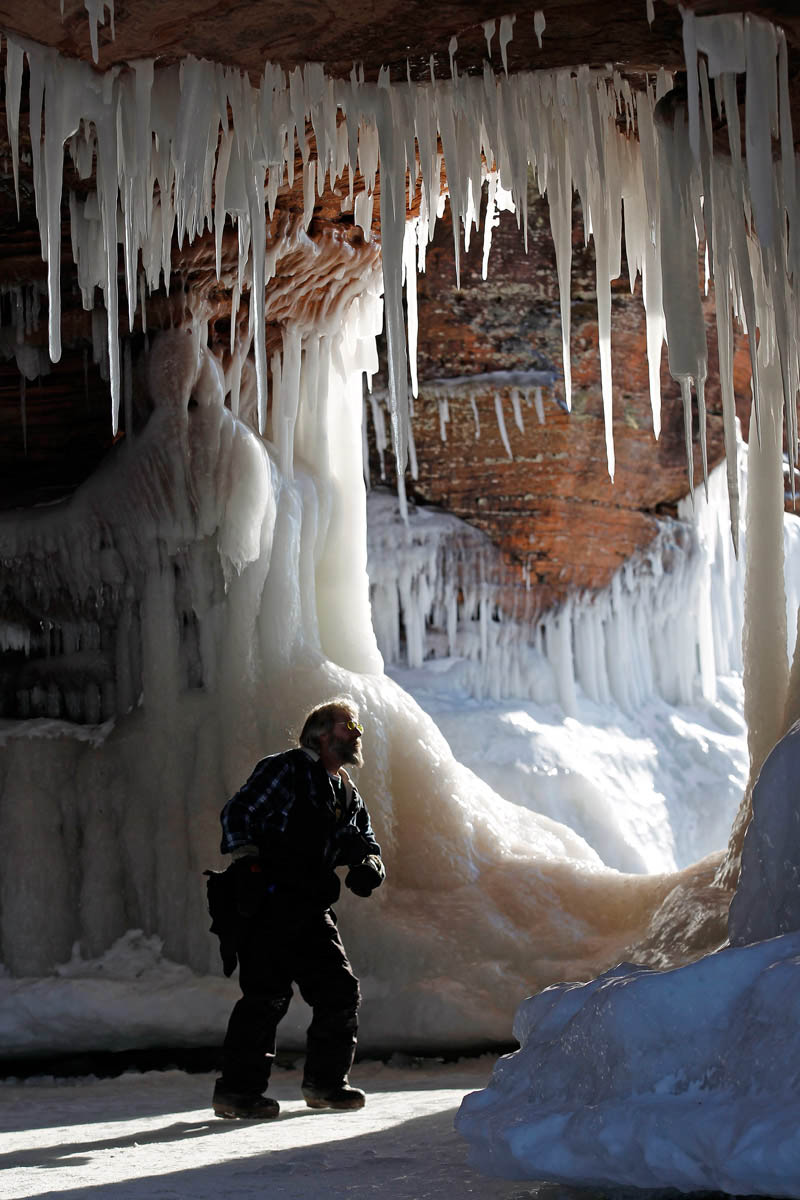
[332,737,364,768]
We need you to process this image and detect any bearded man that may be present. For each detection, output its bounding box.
[211,696,385,1120]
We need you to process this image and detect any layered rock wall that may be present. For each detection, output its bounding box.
[368,189,754,613]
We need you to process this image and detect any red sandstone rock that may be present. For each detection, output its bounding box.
[367,194,755,611]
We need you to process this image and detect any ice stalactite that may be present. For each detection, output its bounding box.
[672,11,800,884]
[9,15,789,521]
[3,26,678,481]
[0,282,49,384]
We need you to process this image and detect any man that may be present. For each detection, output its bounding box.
[211,696,385,1120]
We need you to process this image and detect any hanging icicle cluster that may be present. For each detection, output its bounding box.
[1,11,797,537]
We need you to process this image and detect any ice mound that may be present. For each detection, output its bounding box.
[456,934,800,1195]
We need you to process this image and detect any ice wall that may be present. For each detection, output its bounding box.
[368,451,800,716]
[0,312,721,1056]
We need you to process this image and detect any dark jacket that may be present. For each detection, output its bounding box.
[220,747,381,908]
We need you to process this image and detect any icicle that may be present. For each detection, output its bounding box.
[84,0,108,64]
[407,418,419,481]
[483,19,496,59]
[470,396,481,439]
[588,133,617,479]
[681,7,701,163]
[681,377,695,502]
[494,393,513,459]
[534,11,546,49]
[403,218,419,399]
[95,111,122,433]
[214,127,233,279]
[303,160,315,231]
[713,225,741,554]
[375,75,410,472]
[634,90,665,438]
[246,161,270,433]
[534,386,545,424]
[697,372,709,499]
[742,341,789,787]
[646,0,654,27]
[482,172,498,280]
[499,15,515,74]
[655,93,708,464]
[438,396,449,441]
[123,337,133,441]
[4,36,24,219]
[778,30,799,284]
[230,283,240,357]
[744,15,778,251]
[721,70,761,441]
[546,120,574,412]
[510,388,524,433]
[448,36,458,80]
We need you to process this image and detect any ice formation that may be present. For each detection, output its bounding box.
[1,6,800,1110]
[1,10,792,494]
[456,933,800,1195]
[728,719,800,946]
[3,11,796,637]
[368,448,800,878]
[0,314,738,1056]
[368,448,800,717]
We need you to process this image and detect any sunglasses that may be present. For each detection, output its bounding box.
[339,719,363,733]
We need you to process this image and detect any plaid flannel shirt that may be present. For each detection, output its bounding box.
[220,747,380,875]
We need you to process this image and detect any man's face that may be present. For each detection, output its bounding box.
[326,712,364,768]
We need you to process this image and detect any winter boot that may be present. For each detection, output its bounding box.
[302,1078,366,1110]
[212,1082,280,1119]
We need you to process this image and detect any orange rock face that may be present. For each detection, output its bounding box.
[367,192,754,612]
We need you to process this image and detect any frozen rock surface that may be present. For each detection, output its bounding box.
[456,934,800,1195]
[729,720,800,945]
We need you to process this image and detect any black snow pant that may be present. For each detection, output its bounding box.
[220,905,360,1096]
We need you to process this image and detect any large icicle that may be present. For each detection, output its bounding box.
[655,91,708,492]
[3,36,24,219]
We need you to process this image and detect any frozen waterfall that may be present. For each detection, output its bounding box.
[0,316,741,1058]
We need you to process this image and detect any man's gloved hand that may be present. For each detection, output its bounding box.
[345,854,386,897]
[336,825,375,867]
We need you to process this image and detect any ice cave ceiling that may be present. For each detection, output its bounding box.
[0,0,797,601]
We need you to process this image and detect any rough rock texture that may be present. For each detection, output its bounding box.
[1,2,798,94]
[367,191,753,610]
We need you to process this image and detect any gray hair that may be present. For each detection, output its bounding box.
[298,695,360,752]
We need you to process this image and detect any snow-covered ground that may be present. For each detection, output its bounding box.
[2,1058,521,1200]
[388,664,747,875]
